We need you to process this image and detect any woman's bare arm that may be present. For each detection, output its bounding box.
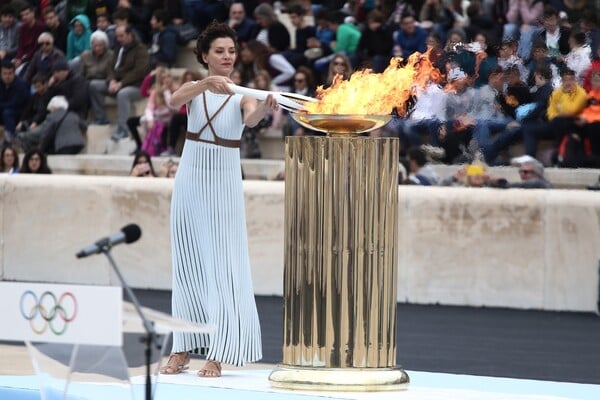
[170,76,235,109]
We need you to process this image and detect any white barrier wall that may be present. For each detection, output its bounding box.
[1,175,598,312]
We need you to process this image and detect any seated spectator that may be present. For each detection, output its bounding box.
[149,9,177,68]
[89,24,149,141]
[533,5,570,61]
[0,60,30,145]
[227,2,257,45]
[88,0,118,28]
[252,3,290,50]
[554,69,600,168]
[502,65,533,118]
[24,32,67,83]
[285,4,316,67]
[502,0,544,61]
[302,9,334,66]
[522,68,587,161]
[43,6,68,54]
[509,155,553,188]
[284,66,318,137]
[38,95,87,155]
[13,5,46,74]
[405,146,440,185]
[579,10,600,57]
[16,74,52,150]
[128,67,179,155]
[242,69,282,158]
[243,40,295,91]
[19,149,52,174]
[438,69,479,164]
[47,59,89,120]
[130,150,157,177]
[564,31,591,84]
[66,14,92,66]
[315,10,361,72]
[525,41,561,88]
[582,45,600,92]
[0,6,20,62]
[113,0,154,43]
[96,12,117,49]
[393,13,428,60]
[80,30,114,123]
[158,158,178,177]
[439,162,494,187]
[323,53,353,88]
[496,38,528,83]
[0,144,19,173]
[397,80,446,152]
[419,0,454,45]
[356,9,393,73]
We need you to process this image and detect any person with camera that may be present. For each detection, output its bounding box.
[130,150,157,177]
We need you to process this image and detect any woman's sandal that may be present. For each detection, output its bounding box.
[160,352,190,374]
[197,360,222,377]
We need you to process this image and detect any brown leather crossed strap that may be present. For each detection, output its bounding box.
[186,92,241,148]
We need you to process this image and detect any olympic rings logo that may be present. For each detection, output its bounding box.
[19,290,78,335]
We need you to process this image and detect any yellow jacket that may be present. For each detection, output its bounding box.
[546,85,588,120]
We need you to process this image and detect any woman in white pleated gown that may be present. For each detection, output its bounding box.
[160,22,279,378]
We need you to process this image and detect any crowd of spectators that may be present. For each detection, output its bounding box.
[1,0,600,184]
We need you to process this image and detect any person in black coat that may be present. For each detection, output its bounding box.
[47,60,89,120]
[149,9,178,68]
[356,9,393,72]
[0,60,30,144]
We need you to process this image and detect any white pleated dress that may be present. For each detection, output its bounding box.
[170,90,262,366]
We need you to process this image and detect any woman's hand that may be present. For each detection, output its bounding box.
[242,94,279,128]
[171,76,234,108]
[131,162,153,177]
[202,76,235,95]
[257,93,279,114]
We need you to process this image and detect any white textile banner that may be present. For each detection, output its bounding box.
[0,282,122,346]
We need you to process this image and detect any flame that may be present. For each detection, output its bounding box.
[304,52,442,116]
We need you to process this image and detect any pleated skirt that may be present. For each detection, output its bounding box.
[170,140,262,366]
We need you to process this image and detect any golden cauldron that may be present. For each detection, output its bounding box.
[291,113,392,135]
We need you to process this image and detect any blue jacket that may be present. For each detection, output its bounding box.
[394,26,428,59]
[0,75,30,111]
[151,26,178,67]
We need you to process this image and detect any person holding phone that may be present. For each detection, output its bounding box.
[130,150,157,177]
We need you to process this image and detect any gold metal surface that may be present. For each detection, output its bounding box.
[272,136,405,391]
[291,114,392,135]
[269,365,409,392]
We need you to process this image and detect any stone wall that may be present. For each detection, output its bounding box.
[1,175,598,312]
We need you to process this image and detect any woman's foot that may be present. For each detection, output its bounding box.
[159,352,190,374]
[197,360,221,377]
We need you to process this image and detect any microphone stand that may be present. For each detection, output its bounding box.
[101,245,159,400]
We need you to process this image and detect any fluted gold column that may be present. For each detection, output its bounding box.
[269,136,409,391]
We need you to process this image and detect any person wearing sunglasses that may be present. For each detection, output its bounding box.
[509,155,553,189]
[23,32,66,83]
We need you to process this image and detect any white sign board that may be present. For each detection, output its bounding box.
[0,282,122,346]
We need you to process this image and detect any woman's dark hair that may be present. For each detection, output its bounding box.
[20,149,52,174]
[195,21,238,68]
[0,145,19,171]
[246,39,270,63]
[131,150,157,177]
[535,63,553,81]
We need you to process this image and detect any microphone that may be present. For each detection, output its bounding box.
[76,224,142,258]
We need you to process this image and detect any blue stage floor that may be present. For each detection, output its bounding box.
[2,369,600,400]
